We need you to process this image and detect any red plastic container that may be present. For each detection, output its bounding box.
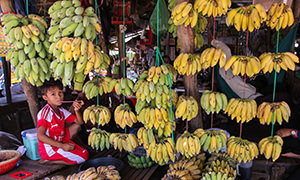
[0,150,21,175]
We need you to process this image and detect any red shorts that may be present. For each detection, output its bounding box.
[38,128,89,164]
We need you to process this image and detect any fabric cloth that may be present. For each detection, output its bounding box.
[37,104,88,164]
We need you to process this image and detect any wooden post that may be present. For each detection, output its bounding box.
[1,0,40,126]
[177,0,203,130]
[118,25,126,77]
[2,58,12,104]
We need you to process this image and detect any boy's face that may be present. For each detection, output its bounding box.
[42,86,64,107]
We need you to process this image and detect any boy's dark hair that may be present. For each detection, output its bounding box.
[39,78,63,95]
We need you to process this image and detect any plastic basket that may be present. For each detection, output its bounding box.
[21,128,41,160]
[0,150,21,175]
[78,155,123,172]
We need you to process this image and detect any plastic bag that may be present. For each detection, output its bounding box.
[0,131,22,150]
[149,0,169,35]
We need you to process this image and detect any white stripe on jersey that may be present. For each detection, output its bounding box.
[57,148,86,164]
[44,143,55,157]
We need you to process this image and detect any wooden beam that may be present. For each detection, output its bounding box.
[1,57,11,104]
[118,25,126,78]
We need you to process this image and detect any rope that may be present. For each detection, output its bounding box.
[26,0,29,16]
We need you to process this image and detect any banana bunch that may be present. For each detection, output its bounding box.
[194,0,231,17]
[47,175,65,180]
[134,80,178,108]
[194,33,204,50]
[48,0,102,42]
[138,107,175,137]
[127,153,154,169]
[109,133,139,152]
[82,77,112,100]
[226,4,267,32]
[113,78,135,97]
[259,135,283,162]
[66,166,121,180]
[224,98,257,123]
[1,13,51,86]
[257,101,291,125]
[198,129,228,153]
[259,52,299,74]
[180,153,206,170]
[174,53,202,76]
[49,60,75,86]
[163,159,202,180]
[176,131,202,158]
[168,19,178,38]
[200,90,228,115]
[224,55,261,77]
[88,128,110,151]
[227,136,259,162]
[145,64,177,85]
[114,103,137,129]
[267,2,294,30]
[171,2,198,28]
[207,152,237,171]
[145,137,176,165]
[83,105,111,126]
[175,95,198,121]
[200,47,227,69]
[202,160,236,180]
[168,0,177,11]
[137,127,155,148]
[73,72,86,91]
[49,37,110,74]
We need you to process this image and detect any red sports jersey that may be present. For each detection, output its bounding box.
[37,104,89,164]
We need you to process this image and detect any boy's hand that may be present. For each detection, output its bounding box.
[73,100,84,112]
[61,143,75,152]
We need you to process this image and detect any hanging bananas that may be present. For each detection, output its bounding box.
[224,55,261,77]
[257,101,291,125]
[171,2,199,28]
[137,127,155,149]
[175,95,199,121]
[66,166,121,180]
[83,105,111,126]
[82,77,112,99]
[197,129,228,153]
[144,137,176,165]
[199,47,227,69]
[1,13,51,87]
[174,53,202,76]
[258,135,283,162]
[114,103,137,129]
[227,136,259,162]
[200,90,228,115]
[109,133,139,152]
[194,0,231,17]
[137,107,175,137]
[267,2,294,30]
[175,131,202,158]
[88,128,110,151]
[259,52,299,74]
[226,4,267,32]
[162,159,202,180]
[145,64,177,85]
[224,98,257,123]
[114,78,135,97]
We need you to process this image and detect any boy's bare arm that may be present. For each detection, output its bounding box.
[72,101,84,125]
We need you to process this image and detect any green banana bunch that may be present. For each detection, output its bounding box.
[83,105,111,126]
[49,60,75,87]
[88,128,110,151]
[196,129,228,154]
[114,78,135,97]
[200,90,228,115]
[127,153,154,169]
[82,77,112,100]
[1,13,51,87]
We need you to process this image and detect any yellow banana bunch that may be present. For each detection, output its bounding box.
[224,98,257,123]
[174,53,202,76]
[226,4,267,32]
[203,158,237,180]
[198,129,228,154]
[1,13,51,87]
[137,107,175,137]
[163,159,202,180]
[224,55,261,77]
[145,64,177,85]
[114,103,137,129]
[66,165,121,180]
[200,47,227,69]
[82,77,112,99]
[227,136,259,163]
[109,133,139,152]
[171,2,198,28]
[180,153,206,170]
[259,52,299,74]
[83,105,111,126]
[175,95,199,121]
[267,2,294,30]
[88,128,110,151]
[113,78,135,97]
[175,131,202,158]
[257,101,291,125]
[200,90,228,115]
[194,0,231,17]
[137,127,155,149]
[144,137,176,165]
[258,135,283,162]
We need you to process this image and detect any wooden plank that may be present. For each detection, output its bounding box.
[140,165,159,180]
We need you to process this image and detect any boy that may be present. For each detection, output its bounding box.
[37,79,89,165]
